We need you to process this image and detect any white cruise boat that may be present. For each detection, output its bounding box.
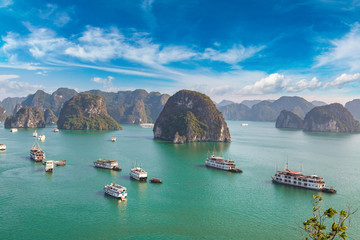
[130,167,148,181]
[38,134,46,141]
[33,130,38,137]
[0,144,6,151]
[140,123,154,128]
[30,142,45,162]
[104,182,127,199]
[45,161,54,172]
[94,158,121,170]
[111,136,116,142]
[241,123,248,126]
[205,154,242,173]
[10,128,18,132]
[272,161,336,193]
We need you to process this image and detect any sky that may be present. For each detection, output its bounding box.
[1,0,360,104]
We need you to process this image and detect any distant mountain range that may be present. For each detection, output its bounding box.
[218,96,315,121]
[0,88,169,125]
[2,90,360,125]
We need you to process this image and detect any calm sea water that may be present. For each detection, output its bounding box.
[1,121,360,240]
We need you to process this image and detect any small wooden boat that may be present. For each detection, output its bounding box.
[10,128,18,133]
[54,160,66,166]
[112,166,122,171]
[150,177,162,183]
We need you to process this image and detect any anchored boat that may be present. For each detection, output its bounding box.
[140,123,154,128]
[272,160,336,193]
[130,166,148,181]
[45,161,54,172]
[205,149,242,173]
[0,144,6,151]
[111,136,116,142]
[94,158,121,171]
[10,128,18,133]
[104,182,127,199]
[54,128,59,133]
[38,135,46,141]
[150,177,162,183]
[33,130,38,137]
[30,142,45,162]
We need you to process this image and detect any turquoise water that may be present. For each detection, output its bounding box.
[1,121,360,239]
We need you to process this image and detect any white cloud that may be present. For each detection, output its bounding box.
[0,0,13,8]
[0,75,44,100]
[315,22,360,71]
[287,77,322,92]
[2,23,69,59]
[202,44,265,64]
[325,73,360,88]
[238,73,288,95]
[92,76,120,92]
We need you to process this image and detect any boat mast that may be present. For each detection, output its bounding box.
[300,162,303,173]
[285,156,289,171]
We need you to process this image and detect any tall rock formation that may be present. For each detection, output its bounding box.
[153,90,231,143]
[303,103,360,133]
[275,110,304,129]
[218,103,250,120]
[84,89,169,124]
[57,93,121,130]
[345,99,360,121]
[0,106,8,122]
[0,97,25,115]
[44,109,58,125]
[4,107,45,128]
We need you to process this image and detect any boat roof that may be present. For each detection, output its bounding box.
[277,170,324,180]
[97,158,117,163]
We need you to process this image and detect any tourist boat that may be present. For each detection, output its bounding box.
[30,143,45,162]
[272,161,336,193]
[10,128,18,133]
[150,177,162,183]
[130,166,148,181]
[54,160,66,166]
[241,123,248,126]
[94,158,121,171]
[140,123,154,128]
[0,144,6,151]
[205,151,243,173]
[45,161,54,172]
[38,134,46,141]
[104,182,127,199]
[54,128,59,133]
[33,130,38,137]
[111,136,116,142]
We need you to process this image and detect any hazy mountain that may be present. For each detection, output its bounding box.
[0,97,26,115]
[311,100,327,106]
[216,100,235,107]
[240,100,263,108]
[345,99,360,121]
[219,96,315,122]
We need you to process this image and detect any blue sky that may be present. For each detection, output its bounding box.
[1,0,360,103]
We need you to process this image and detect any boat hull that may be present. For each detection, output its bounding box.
[272,178,336,193]
[205,164,242,173]
[104,190,127,200]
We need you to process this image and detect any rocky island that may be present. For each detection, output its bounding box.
[303,103,360,133]
[0,106,8,122]
[275,110,304,129]
[44,109,58,125]
[4,107,45,128]
[57,93,121,130]
[153,90,231,143]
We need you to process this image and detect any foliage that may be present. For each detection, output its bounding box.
[301,195,356,240]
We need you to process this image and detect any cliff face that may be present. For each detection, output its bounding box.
[85,89,169,124]
[275,110,303,129]
[0,97,25,116]
[4,107,45,128]
[13,103,22,115]
[153,90,231,143]
[44,109,58,125]
[345,99,360,121]
[303,103,360,133]
[57,93,122,130]
[0,106,8,122]
[21,88,78,116]
[218,103,250,120]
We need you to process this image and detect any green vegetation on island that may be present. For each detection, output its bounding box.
[4,106,45,128]
[154,90,231,143]
[57,93,122,130]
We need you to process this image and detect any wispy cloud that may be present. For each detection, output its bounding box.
[39,4,73,27]
[325,73,360,88]
[315,22,360,71]
[0,0,13,8]
[92,76,120,92]
[0,74,44,100]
